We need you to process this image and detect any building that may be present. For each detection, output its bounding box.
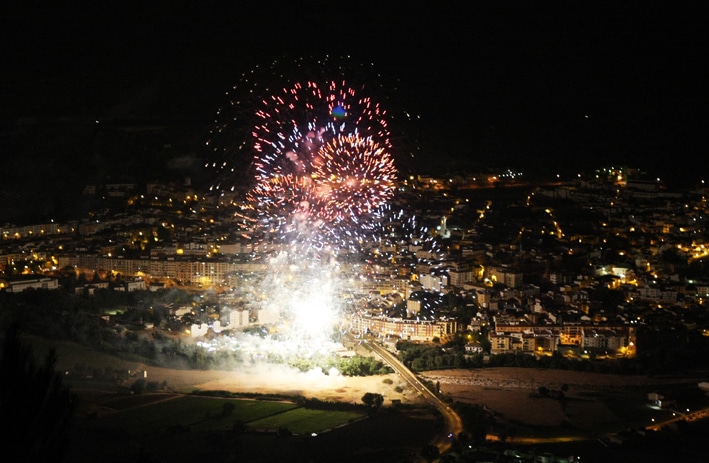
[0,276,59,293]
[349,313,459,342]
[490,323,636,357]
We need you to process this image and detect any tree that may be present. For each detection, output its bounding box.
[0,323,77,462]
[131,378,147,394]
[420,444,440,462]
[361,392,384,411]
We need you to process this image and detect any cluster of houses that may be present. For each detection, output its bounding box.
[2,166,709,358]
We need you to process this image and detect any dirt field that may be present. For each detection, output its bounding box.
[130,363,707,431]
[419,368,708,430]
[129,362,424,405]
[42,332,705,433]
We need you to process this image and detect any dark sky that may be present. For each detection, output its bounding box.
[1,2,708,211]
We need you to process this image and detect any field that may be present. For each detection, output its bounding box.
[65,393,377,462]
[26,336,709,462]
[28,337,438,462]
[30,335,709,431]
[419,367,709,432]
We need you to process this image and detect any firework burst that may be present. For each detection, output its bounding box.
[205,55,418,200]
[234,74,399,246]
[249,132,397,233]
[361,204,446,264]
[201,56,430,361]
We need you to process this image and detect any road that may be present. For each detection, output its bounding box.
[646,406,709,431]
[363,338,464,456]
[358,337,709,454]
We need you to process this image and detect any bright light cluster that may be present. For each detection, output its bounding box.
[203,58,432,363]
[256,249,345,353]
[209,67,399,359]
[248,79,397,242]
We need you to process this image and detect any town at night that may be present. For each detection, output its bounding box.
[2,3,708,462]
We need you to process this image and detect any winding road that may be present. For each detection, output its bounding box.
[364,339,464,456]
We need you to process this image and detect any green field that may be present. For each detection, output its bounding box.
[24,334,141,373]
[90,395,309,434]
[66,393,370,462]
[249,407,364,434]
[19,335,439,462]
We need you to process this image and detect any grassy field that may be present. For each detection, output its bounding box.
[248,407,364,434]
[25,334,138,372]
[32,334,709,462]
[27,337,437,462]
[88,395,306,434]
[64,392,373,462]
[63,391,437,462]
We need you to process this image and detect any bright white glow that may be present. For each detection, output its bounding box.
[289,279,337,341]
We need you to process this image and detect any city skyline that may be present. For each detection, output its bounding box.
[3,5,709,462]
[2,4,708,224]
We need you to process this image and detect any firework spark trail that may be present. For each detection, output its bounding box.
[312,134,397,222]
[246,78,396,245]
[359,204,446,262]
[200,58,441,363]
[206,55,419,198]
[209,70,400,356]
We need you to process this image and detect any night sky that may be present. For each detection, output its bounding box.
[1,2,708,221]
